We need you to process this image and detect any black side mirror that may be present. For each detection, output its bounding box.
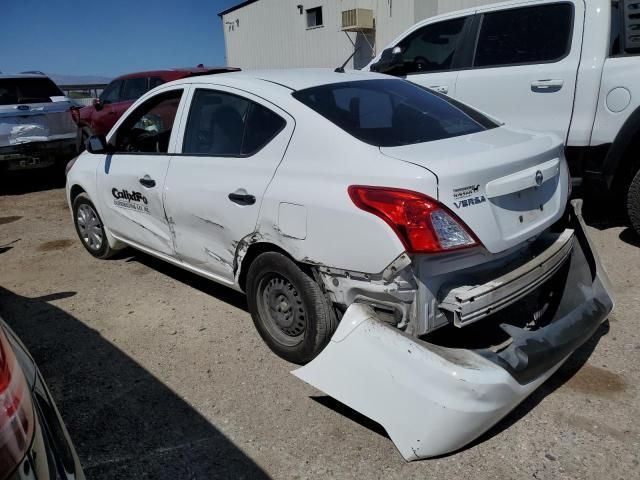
[370,46,404,75]
[93,98,104,111]
[86,134,110,154]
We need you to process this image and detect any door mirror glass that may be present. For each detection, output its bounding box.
[93,98,103,111]
[86,134,109,154]
[370,47,405,75]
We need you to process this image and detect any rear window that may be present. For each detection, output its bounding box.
[292,79,496,147]
[0,77,64,105]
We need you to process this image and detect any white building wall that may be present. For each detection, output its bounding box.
[220,0,496,69]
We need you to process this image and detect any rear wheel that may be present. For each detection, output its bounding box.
[72,193,116,259]
[627,168,640,236]
[246,252,337,364]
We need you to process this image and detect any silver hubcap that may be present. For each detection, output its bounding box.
[76,204,103,251]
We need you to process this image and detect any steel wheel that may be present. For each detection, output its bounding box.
[256,273,307,347]
[76,203,104,251]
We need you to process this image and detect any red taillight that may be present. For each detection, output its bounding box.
[348,186,480,253]
[0,328,34,480]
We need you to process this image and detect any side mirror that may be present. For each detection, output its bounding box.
[370,46,404,75]
[93,98,104,111]
[86,134,110,154]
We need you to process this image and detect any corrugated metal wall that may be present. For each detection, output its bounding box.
[220,0,496,69]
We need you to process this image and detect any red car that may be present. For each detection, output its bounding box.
[71,66,239,150]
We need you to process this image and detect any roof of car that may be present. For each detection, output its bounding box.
[189,68,391,92]
[115,66,239,81]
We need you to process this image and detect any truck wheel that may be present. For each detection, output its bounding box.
[246,252,337,364]
[72,193,116,259]
[628,168,640,236]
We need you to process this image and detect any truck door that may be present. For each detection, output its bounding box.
[454,1,584,141]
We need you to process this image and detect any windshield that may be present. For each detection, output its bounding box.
[0,77,64,105]
[292,79,497,147]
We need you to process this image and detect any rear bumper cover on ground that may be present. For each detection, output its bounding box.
[293,200,613,461]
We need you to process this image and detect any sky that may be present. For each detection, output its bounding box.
[0,0,241,79]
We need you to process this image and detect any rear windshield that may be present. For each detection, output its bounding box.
[0,77,64,105]
[292,79,497,147]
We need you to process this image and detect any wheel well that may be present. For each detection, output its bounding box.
[612,135,640,194]
[237,242,306,292]
[69,185,86,204]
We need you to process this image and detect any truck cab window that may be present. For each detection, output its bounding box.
[398,17,468,74]
[474,3,573,68]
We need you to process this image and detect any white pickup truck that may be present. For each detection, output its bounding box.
[0,74,77,173]
[369,0,640,234]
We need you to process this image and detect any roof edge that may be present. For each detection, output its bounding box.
[218,0,260,18]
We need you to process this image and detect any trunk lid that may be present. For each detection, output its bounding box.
[381,127,568,253]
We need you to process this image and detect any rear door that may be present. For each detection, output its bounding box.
[164,86,293,282]
[455,1,583,140]
[96,87,186,255]
[392,15,474,96]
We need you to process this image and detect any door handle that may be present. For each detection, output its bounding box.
[139,175,156,188]
[429,85,449,95]
[531,79,564,93]
[228,191,256,206]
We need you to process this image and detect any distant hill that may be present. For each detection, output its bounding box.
[48,73,112,86]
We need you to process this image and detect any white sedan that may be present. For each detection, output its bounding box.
[66,69,613,460]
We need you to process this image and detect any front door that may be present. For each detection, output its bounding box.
[164,87,293,282]
[454,1,583,141]
[97,87,185,256]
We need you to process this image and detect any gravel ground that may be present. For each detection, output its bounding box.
[0,172,638,479]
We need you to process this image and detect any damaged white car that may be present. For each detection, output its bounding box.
[66,69,614,460]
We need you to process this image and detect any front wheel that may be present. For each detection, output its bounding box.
[72,193,116,259]
[246,252,337,364]
[627,168,640,236]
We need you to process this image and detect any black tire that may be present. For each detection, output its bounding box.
[628,168,640,236]
[72,193,116,259]
[246,252,337,364]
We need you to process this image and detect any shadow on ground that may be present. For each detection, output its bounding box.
[0,166,67,195]
[120,250,249,312]
[0,287,269,480]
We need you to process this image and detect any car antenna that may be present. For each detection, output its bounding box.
[335,47,360,73]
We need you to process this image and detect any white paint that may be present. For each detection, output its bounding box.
[278,203,307,240]
[606,87,632,114]
[292,303,566,460]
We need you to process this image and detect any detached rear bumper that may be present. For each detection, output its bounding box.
[293,200,613,461]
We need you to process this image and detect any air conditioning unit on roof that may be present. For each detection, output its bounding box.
[341,8,374,31]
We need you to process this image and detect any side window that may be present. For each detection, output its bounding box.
[149,77,165,90]
[398,17,468,74]
[182,89,285,156]
[242,103,286,155]
[100,80,122,104]
[121,77,148,101]
[474,4,573,68]
[114,89,182,154]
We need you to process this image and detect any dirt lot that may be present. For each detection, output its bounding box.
[0,172,638,479]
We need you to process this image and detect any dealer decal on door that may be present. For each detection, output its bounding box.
[111,188,150,214]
